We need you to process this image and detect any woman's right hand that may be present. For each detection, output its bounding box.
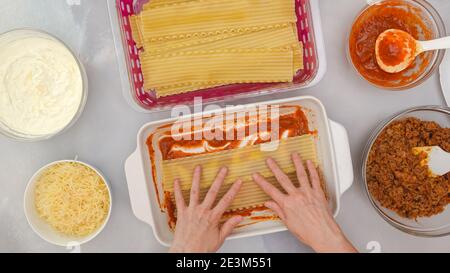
[170,166,243,253]
[252,153,357,253]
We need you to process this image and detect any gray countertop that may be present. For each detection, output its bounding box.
[0,0,449,253]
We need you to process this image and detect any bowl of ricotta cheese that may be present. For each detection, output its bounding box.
[0,29,87,141]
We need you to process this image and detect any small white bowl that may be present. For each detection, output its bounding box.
[24,160,112,247]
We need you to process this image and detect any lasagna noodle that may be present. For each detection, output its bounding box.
[146,28,244,52]
[146,24,297,54]
[152,42,303,96]
[162,134,318,192]
[135,0,303,96]
[153,82,224,97]
[130,15,144,49]
[142,25,302,95]
[140,0,296,41]
[293,42,304,71]
[173,172,300,211]
[143,0,194,9]
[142,49,294,94]
[291,23,304,71]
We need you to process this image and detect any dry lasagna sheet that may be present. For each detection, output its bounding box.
[146,105,322,229]
[129,0,304,97]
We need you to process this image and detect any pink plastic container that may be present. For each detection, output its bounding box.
[108,0,326,113]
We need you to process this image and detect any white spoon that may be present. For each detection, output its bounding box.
[412,146,450,177]
[375,29,450,74]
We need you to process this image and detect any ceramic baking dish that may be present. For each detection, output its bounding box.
[125,96,354,246]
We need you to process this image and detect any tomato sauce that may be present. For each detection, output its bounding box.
[349,0,433,88]
[377,30,416,67]
[156,106,310,160]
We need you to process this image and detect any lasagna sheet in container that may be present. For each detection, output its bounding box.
[108,0,326,112]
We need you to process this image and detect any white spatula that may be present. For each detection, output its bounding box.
[413,146,450,177]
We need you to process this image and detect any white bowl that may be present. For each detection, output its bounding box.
[24,160,112,247]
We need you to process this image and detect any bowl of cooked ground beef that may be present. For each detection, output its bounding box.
[363,106,450,237]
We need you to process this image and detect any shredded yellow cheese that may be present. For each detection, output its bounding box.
[34,162,110,237]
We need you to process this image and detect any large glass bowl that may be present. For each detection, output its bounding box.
[362,106,450,237]
[0,29,88,142]
[347,0,446,90]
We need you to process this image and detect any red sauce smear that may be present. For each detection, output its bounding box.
[158,107,310,160]
[349,0,433,88]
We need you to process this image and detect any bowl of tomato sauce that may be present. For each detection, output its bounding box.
[348,0,446,90]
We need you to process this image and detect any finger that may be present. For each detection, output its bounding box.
[220,216,243,241]
[189,165,202,207]
[203,167,228,208]
[212,180,242,219]
[292,153,312,191]
[266,157,297,194]
[252,173,285,203]
[306,160,323,192]
[265,201,286,221]
[173,179,186,214]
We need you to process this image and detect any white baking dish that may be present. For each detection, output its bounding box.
[125,96,354,246]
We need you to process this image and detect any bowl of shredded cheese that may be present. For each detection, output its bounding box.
[24,160,111,246]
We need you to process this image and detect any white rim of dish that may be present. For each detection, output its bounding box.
[23,160,112,247]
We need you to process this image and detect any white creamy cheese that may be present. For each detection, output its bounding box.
[0,33,83,136]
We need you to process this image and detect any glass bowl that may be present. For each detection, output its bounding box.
[347,0,446,90]
[362,106,450,237]
[0,29,88,142]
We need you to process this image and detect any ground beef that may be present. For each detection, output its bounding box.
[366,117,450,219]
